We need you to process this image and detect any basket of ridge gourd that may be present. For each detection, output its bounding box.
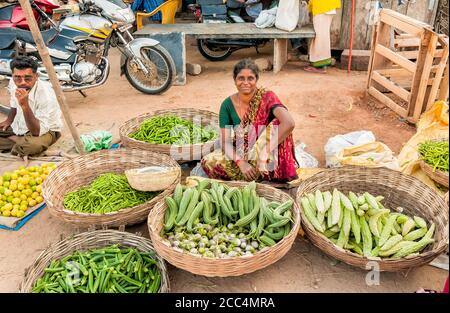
[148,177,301,277]
[19,230,170,293]
[119,108,219,161]
[418,139,449,188]
[296,167,449,271]
[42,148,180,227]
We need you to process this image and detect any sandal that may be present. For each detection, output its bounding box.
[303,66,327,74]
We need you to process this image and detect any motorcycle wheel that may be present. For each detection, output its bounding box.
[124,45,174,95]
[197,39,233,62]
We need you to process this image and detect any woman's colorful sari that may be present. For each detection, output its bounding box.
[201,88,298,182]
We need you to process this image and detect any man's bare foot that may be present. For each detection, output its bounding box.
[303,66,327,74]
[7,135,19,143]
[23,155,29,167]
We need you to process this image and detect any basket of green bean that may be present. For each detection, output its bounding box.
[43,149,180,228]
[19,230,170,293]
[119,108,219,162]
[418,140,449,187]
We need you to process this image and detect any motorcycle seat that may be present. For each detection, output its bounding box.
[0,27,57,47]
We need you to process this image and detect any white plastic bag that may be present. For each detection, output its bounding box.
[324,131,400,170]
[298,1,310,27]
[255,6,278,29]
[275,0,300,32]
[295,142,319,168]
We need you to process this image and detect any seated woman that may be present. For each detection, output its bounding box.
[201,58,298,182]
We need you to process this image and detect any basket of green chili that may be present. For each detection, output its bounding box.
[19,230,170,293]
[418,140,449,188]
[42,148,180,227]
[119,108,219,162]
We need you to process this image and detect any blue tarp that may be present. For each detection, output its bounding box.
[131,0,163,21]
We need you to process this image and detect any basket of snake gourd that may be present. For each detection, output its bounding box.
[42,149,180,228]
[296,167,449,271]
[147,177,301,277]
[119,108,219,162]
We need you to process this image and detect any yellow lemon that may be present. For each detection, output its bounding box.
[21,200,28,207]
[11,208,18,217]
[28,199,37,207]
[31,186,36,192]
[36,196,44,204]
[32,192,39,199]
[19,169,27,176]
[29,179,36,187]
[11,173,18,180]
[20,194,27,201]
[4,203,13,211]
[0,186,5,194]
[9,184,17,191]
[35,185,42,193]
[13,191,21,198]
[24,188,32,196]
[35,177,43,185]
[17,183,24,191]
[1,195,6,201]
[12,198,21,205]
[4,189,12,196]
[3,181,10,188]
[12,204,20,211]
[16,210,25,218]
[2,210,11,217]
[6,195,13,203]
[0,178,3,186]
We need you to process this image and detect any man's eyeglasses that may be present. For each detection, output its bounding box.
[12,75,34,83]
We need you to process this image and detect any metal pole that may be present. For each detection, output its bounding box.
[17,0,85,154]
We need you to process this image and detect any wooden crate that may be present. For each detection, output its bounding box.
[367,9,449,123]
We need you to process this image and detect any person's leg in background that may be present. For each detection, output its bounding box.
[10,131,60,157]
[0,127,16,153]
[304,12,334,74]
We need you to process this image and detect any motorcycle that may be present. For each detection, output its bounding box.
[0,0,175,95]
[191,0,270,61]
[0,0,59,30]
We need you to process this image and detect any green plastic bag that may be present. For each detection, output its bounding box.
[80,131,113,152]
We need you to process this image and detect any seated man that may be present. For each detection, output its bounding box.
[0,56,62,160]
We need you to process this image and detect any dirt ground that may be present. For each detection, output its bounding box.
[0,40,447,293]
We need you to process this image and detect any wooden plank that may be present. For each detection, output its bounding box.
[410,30,438,121]
[135,23,316,39]
[368,86,408,118]
[427,44,449,108]
[375,44,417,72]
[396,49,443,59]
[273,39,288,74]
[394,37,420,48]
[438,62,449,102]
[372,71,411,101]
[380,9,429,36]
[366,21,379,89]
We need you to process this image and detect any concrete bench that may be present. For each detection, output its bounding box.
[134,23,315,85]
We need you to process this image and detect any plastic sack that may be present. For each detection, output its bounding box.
[398,101,449,194]
[325,130,399,170]
[275,0,299,32]
[80,130,113,153]
[298,0,310,27]
[295,142,319,168]
[255,6,278,28]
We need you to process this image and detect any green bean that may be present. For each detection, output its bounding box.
[418,140,449,172]
[63,173,159,214]
[128,115,218,145]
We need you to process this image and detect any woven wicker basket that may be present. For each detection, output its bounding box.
[296,167,449,272]
[420,160,449,188]
[119,108,219,162]
[125,166,181,192]
[19,230,170,293]
[42,149,180,228]
[148,180,301,277]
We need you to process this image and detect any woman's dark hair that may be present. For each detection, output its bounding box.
[10,56,38,73]
[233,58,259,81]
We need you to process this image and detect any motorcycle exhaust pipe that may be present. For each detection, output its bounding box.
[203,40,257,47]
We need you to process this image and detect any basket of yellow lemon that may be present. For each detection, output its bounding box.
[0,163,56,229]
